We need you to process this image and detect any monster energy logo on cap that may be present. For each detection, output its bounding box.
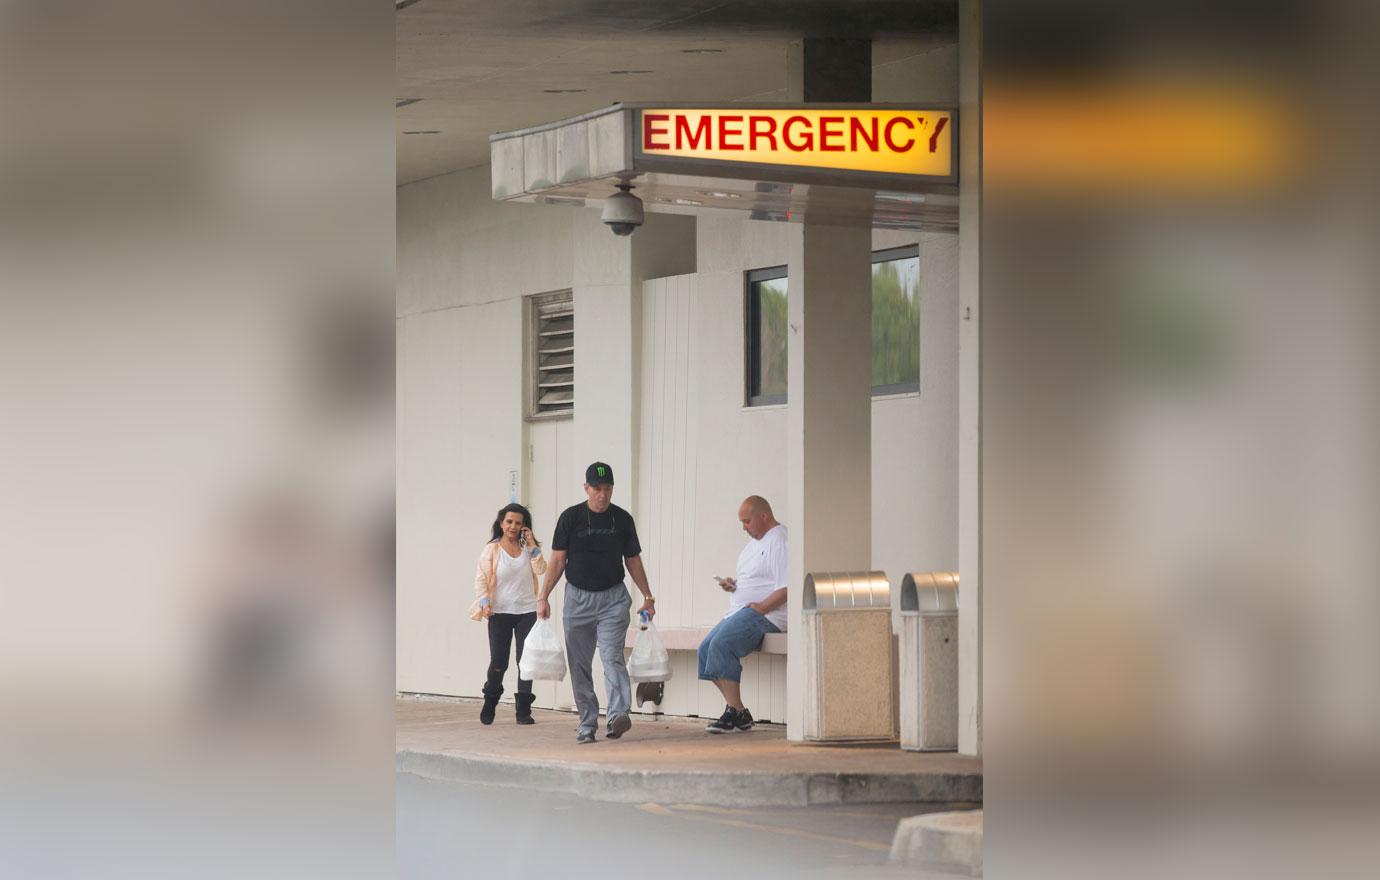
[585,461,615,485]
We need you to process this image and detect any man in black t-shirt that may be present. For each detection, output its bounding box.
[538,461,656,744]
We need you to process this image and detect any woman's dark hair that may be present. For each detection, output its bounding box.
[489,503,538,545]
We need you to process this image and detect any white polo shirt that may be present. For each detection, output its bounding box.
[726,524,788,632]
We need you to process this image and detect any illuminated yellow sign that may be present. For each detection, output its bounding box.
[638,108,954,179]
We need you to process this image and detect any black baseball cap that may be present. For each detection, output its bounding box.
[585,461,615,485]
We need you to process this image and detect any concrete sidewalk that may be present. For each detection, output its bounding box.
[396,694,982,808]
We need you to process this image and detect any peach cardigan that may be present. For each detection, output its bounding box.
[469,540,547,621]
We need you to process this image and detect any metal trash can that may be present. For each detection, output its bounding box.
[898,572,959,751]
[802,571,898,742]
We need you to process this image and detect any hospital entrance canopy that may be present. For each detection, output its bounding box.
[490,104,958,230]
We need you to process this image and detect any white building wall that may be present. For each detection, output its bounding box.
[397,164,697,706]
[396,299,523,696]
[397,168,960,725]
[397,166,573,315]
[873,229,962,619]
[396,166,574,700]
[619,217,960,721]
[958,0,984,755]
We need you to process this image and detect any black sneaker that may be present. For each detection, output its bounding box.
[576,730,597,744]
[705,706,740,734]
[606,713,632,739]
[734,707,755,731]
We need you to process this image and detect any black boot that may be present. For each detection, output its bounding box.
[514,692,536,725]
[479,680,503,725]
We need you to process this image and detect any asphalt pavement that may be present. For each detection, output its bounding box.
[396,771,961,880]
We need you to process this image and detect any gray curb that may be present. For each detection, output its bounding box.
[396,747,981,808]
[889,810,984,876]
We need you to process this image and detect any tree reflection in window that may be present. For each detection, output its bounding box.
[757,278,788,398]
[871,248,919,394]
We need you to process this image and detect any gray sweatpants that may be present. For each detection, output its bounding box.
[562,583,632,735]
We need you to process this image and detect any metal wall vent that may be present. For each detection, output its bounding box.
[530,291,574,418]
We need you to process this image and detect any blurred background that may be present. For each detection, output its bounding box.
[0,1,394,877]
[983,0,1380,877]
[0,0,1376,877]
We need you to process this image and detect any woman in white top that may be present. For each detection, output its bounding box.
[470,503,547,725]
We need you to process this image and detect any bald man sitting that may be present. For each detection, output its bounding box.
[698,496,788,733]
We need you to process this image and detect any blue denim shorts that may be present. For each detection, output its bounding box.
[696,607,781,682]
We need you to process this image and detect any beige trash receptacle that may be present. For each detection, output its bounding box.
[898,572,959,751]
[802,571,898,742]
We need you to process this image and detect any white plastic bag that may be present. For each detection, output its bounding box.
[628,620,672,683]
[518,617,567,682]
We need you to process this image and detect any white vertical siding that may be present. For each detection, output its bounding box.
[638,275,701,628]
[636,274,789,719]
[526,417,577,712]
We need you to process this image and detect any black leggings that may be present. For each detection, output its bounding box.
[484,612,536,696]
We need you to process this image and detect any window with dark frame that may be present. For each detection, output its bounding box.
[743,245,921,405]
[870,245,921,395]
[745,266,788,407]
[530,291,574,418]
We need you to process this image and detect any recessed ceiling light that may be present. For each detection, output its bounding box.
[543,89,588,94]
[670,198,703,207]
[609,70,654,75]
[681,49,724,54]
[395,97,423,108]
[698,191,741,199]
[403,130,441,135]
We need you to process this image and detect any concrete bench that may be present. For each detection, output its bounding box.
[625,625,787,655]
[624,626,787,711]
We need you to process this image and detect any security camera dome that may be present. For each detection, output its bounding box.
[601,182,644,236]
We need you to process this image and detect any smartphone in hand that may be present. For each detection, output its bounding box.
[713,576,735,592]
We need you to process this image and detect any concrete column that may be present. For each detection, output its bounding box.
[783,40,874,741]
[785,223,874,740]
[957,0,983,756]
[786,38,872,102]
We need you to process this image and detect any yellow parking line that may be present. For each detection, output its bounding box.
[635,803,676,816]
[666,803,755,816]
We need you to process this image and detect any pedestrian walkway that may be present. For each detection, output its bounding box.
[396,694,982,808]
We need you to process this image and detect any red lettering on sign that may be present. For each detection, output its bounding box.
[818,116,845,151]
[850,116,879,151]
[717,114,745,150]
[675,115,711,150]
[650,110,939,159]
[928,116,948,153]
[748,115,778,150]
[782,115,812,151]
[644,113,671,150]
[884,116,915,152]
